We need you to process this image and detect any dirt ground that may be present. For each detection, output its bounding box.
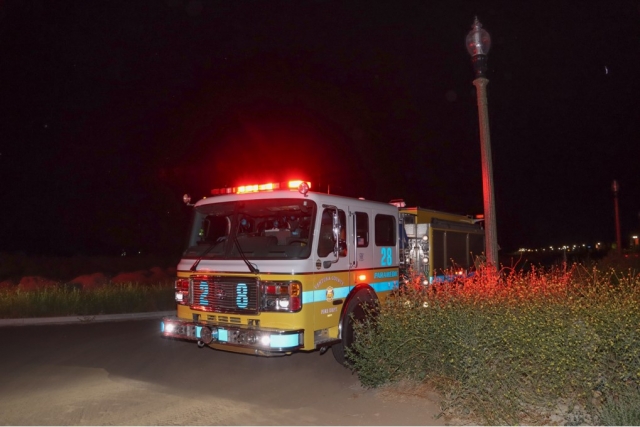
[0,363,470,426]
[0,318,479,426]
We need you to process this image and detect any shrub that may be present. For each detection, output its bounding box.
[349,264,640,425]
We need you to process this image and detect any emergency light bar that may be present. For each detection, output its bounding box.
[211,180,311,196]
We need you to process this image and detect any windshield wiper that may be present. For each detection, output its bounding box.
[233,235,260,274]
[189,242,218,271]
[189,239,223,271]
[191,206,259,274]
[189,236,258,274]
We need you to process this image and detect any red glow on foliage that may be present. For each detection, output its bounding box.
[403,264,584,307]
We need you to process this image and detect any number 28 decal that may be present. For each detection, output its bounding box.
[380,247,393,266]
[199,281,249,309]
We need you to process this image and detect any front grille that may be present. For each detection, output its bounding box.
[190,276,259,314]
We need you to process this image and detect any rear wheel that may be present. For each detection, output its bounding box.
[332,288,377,366]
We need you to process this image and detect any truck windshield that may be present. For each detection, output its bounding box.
[183,198,316,260]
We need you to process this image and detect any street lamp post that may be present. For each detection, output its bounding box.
[612,180,622,256]
[466,17,499,268]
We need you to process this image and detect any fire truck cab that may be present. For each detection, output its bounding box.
[161,181,399,364]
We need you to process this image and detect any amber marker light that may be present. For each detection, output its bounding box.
[358,274,367,282]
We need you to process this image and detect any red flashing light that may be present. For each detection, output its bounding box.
[287,180,311,190]
[211,180,311,196]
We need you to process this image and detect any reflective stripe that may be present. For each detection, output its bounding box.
[270,334,299,348]
[302,280,398,302]
[304,286,351,303]
[371,280,398,293]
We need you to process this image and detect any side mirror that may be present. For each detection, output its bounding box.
[322,205,342,268]
[183,194,195,207]
[332,210,340,257]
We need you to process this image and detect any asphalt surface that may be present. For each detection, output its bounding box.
[0,310,175,327]
[0,317,446,425]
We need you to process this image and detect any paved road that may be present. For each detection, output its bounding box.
[0,318,445,425]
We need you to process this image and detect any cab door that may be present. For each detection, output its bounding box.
[312,203,351,332]
[348,207,374,274]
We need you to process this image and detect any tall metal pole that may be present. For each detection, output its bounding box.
[612,180,622,255]
[474,78,499,267]
[467,17,498,267]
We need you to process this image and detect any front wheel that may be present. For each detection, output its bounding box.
[332,288,377,366]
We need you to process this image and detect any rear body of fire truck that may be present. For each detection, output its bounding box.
[399,207,485,284]
[161,181,399,364]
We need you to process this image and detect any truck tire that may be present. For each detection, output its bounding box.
[332,287,377,366]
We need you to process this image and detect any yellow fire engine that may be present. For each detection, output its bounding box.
[161,180,483,364]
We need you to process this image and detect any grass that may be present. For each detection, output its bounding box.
[597,391,640,426]
[348,254,640,425]
[0,281,175,318]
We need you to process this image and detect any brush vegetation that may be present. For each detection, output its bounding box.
[0,282,175,318]
[348,255,640,425]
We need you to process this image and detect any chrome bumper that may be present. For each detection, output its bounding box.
[161,316,304,353]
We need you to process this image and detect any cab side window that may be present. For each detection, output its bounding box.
[355,212,369,247]
[375,214,396,246]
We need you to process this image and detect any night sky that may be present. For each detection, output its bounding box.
[2,0,640,257]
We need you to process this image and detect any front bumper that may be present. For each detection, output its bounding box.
[161,316,304,354]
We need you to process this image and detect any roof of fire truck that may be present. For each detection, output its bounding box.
[187,180,398,211]
[183,180,480,226]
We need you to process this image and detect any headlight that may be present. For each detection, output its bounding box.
[277,298,290,309]
[261,281,302,312]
